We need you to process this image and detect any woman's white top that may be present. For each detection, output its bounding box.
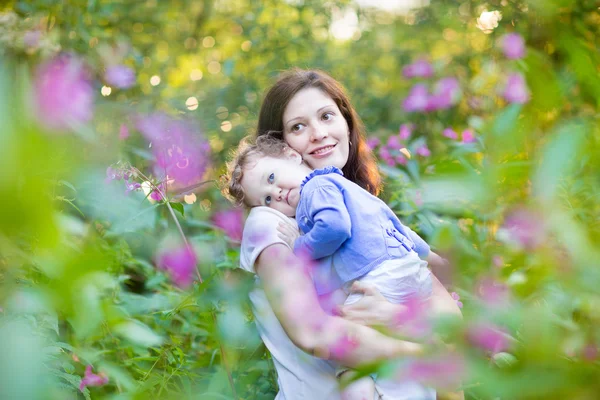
[240,206,341,400]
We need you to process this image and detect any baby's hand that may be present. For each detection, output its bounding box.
[277,222,300,249]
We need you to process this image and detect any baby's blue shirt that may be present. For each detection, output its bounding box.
[294,167,430,292]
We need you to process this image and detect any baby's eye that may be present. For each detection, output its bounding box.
[291,123,304,132]
[268,173,275,183]
[265,195,272,205]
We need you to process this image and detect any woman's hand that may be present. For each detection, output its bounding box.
[277,222,300,248]
[337,282,404,327]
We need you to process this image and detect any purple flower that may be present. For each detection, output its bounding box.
[400,353,465,390]
[125,181,141,194]
[427,77,461,111]
[399,123,413,140]
[212,209,244,242]
[450,292,463,309]
[476,277,510,307]
[79,365,108,391]
[416,145,431,157]
[329,334,359,359]
[501,33,526,60]
[156,243,197,288]
[402,59,434,79]
[502,208,545,249]
[119,124,130,140]
[392,295,431,337]
[467,322,510,353]
[503,73,530,104]
[387,135,402,150]
[366,136,380,150]
[137,113,211,192]
[33,54,94,132]
[461,129,476,143]
[443,128,458,140]
[378,147,396,167]
[395,154,408,166]
[105,65,136,89]
[402,84,429,113]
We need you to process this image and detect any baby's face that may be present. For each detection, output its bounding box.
[240,155,312,217]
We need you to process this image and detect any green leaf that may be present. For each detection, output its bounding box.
[169,202,185,218]
[112,320,163,348]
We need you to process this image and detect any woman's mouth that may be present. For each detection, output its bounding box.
[310,144,336,158]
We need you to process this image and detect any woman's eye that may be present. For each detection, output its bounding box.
[265,195,271,205]
[268,173,275,183]
[291,123,304,132]
[322,112,334,121]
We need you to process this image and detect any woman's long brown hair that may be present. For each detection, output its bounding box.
[256,68,382,196]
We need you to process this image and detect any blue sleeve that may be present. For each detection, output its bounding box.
[294,182,352,260]
[392,219,430,258]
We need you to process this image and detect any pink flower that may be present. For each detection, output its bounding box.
[119,124,130,140]
[402,59,434,78]
[442,128,458,140]
[461,129,476,143]
[366,136,380,150]
[502,208,545,249]
[476,278,510,307]
[402,84,429,113]
[33,54,94,132]
[399,123,413,140]
[427,77,461,111]
[503,73,530,104]
[450,292,463,308]
[329,334,359,359]
[416,145,431,157]
[492,255,504,267]
[156,243,197,288]
[501,33,526,60]
[379,147,396,167]
[387,135,402,150]
[79,365,108,391]
[400,353,465,390]
[395,154,408,166]
[583,344,598,361]
[467,322,510,353]
[105,65,136,89]
[137,113,211,192]
[212,209,244,242]
[392,296,431,337]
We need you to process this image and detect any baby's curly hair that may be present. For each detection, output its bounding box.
[223,134,290,208]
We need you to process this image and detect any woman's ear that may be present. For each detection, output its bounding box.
[283,147,303,164]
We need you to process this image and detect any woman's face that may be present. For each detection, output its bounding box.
[282,88,350,170]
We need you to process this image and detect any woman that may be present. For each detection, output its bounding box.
[235,69,461,399]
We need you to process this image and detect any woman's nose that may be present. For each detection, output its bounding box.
[310,124,328,141]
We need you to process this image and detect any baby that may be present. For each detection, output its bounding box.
[226,135,435,400]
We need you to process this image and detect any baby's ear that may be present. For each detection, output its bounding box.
[283,147,303,163]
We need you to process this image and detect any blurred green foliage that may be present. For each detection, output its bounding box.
[0,0,599,399]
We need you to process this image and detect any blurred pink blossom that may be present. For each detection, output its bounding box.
[416,145,431,157]
[450,292,463,308]
[366,136,380,150]
[427,77,461,111]
[399,123,413,140]
[503,73,530,104]
[461,129,476,143]
[501,33,526,60]
[33,54,94,132]
[502,208,545,249]
[329,334,359,359]
[442,128,458,140]
[467,322,510,353]
[79,365,108,392]
[402,84,429,113]
[492,255,504,267]
[119,124,130,140]
[105,65,136,89]
[400,353,465,390]
[402,59,434,78]
[583,344,598,361]
[476,277,510,307]
[387,135,402,150]
[379,147,396,167]
[156,243,197,288]
[392,296,431,337]
[137,113,211,192]
[395,154,408,166]
[212,209,244,242]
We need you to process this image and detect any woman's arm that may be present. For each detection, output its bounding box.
[256,243,422,367]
